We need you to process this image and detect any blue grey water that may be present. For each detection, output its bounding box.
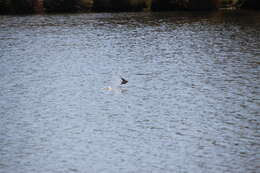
[0,11,259,173]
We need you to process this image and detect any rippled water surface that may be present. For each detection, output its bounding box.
[0,11,260,173]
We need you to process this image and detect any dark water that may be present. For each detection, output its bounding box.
[0,11,259,173]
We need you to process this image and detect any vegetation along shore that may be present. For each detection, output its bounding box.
[0,0,259,14]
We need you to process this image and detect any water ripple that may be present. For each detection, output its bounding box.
[0,11,259,173]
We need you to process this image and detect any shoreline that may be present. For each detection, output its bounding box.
[0,0,259,15]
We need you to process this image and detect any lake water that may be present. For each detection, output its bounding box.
[0,10,259,173]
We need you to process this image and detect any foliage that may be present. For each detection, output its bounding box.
[0,0,258,14]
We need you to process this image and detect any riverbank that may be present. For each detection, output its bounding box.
[0,0,259,15]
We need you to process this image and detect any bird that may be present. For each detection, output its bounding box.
[120,77,128,85]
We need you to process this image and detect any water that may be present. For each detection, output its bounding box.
[0,10,259,173]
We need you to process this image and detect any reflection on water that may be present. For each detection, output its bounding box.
[0,11,259,173]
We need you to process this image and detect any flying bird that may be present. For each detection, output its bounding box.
[120,77,128,85]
